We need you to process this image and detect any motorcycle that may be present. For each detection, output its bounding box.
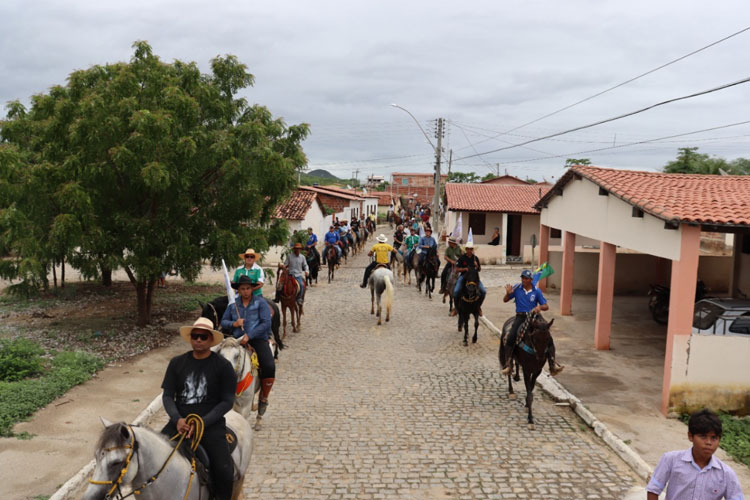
[648,280,707,325]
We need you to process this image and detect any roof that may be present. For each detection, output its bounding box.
[445,183,550,214]
[392,172,449,178]
[369,192,394,205]
[299,185,362,201]
[481,175,529,185]
[536,166,750,227]
[273,190,324,220]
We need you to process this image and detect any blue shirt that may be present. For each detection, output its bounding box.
[324,231,340,244]
[418,236,437,249]
[510,284,547,313]
[306,234,317,247]
[220,296,272,341]
[647,448,744,500]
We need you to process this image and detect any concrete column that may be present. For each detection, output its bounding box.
[729,233,743,298]
[538,224,550,293]
[560,231,576,316]
[501,213,509,264]
[594,242,616,350]
[660,225,701,415]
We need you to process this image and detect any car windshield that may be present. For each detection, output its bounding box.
[693,302,724,331]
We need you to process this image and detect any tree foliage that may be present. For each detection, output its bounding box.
[449,171,480,183]
[664,147,750,175]
[564,158,591,168]
[0,41,309,325]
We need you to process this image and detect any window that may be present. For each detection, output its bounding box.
[468,213,486,235]
[550,228,562,238]
[401,178,409,186]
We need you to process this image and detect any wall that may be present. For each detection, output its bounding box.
[739,249,750,294]
[546,250,733,294]
[519,214,541,264]
[473,244,505,265]
[667,334,750,414]
[541,177,683,260]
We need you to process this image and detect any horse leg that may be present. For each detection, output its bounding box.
[463,314,468,346]
[472,313,479,344]
[371,287,375,315]
[525,370,538,429]
[282,306,287,338]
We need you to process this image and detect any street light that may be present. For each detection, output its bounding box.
[390,103,442,236]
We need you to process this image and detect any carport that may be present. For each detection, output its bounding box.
[535,166,750,414]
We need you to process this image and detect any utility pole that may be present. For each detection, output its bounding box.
[433,118,444,236]
[352,168,360,186]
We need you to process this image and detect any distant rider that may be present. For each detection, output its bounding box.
[360,234,396,288]
[451,242,485,316]
[322,225,342,265]
[439,236,462,294]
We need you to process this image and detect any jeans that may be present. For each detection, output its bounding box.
[453,274,486,298]
[294,275,305,304]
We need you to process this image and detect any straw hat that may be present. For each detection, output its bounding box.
[465,241,475,249]
[179,317,224,347]
[377,234,388,243]
[448,236,457,244]
[238,248,257,258]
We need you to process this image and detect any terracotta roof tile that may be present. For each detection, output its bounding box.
[299,185,362,201]
[273,190,320,220]
[536,166,750,226]
[445,183,550,214]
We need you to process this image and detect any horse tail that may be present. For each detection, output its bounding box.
[384,274,394,311]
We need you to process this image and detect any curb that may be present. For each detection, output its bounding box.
[478,315,653,483]
[49,393,164,500]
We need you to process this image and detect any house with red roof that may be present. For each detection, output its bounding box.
[535,165,750,415]
[444,183,551,264]
[390,172,449,206]
[272,189,330,237]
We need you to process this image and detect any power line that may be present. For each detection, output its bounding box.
[464,25,750,148]
[454,76,750,162]
[490,120,750,166]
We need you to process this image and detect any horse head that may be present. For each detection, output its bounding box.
[462,268,481,300]
[527,315,553,357]
[84,420,141,500]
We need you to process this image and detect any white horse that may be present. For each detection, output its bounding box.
[369,267,394,325]
[83,412,252,500]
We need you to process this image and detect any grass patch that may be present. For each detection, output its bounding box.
[154,289,222,312]
[680,413,750,467]
[0,348,104,437]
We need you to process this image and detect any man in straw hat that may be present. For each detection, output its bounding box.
[439,236,463,295]
[221,275,276,415]
[160,317,236,500]
[275,242,309,306]
[233,248,265,296]
[360,234,396,288]
[450,241,486,317]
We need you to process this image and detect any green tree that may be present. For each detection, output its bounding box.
[1,42,308,325]
[564,158,591,168]
[449,171,480,183]
[664,147,732,174]
[481,173,498,182]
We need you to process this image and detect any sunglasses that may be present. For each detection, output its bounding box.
[190,332,211,341]
[244,254,255,258]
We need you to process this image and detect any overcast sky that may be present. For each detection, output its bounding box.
[2,1,749,183]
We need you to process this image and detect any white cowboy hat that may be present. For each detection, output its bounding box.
[448,236,457,243]
[179,317,224,347]
[377,234,387,243]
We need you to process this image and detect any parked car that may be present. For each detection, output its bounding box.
[692,298,750,336]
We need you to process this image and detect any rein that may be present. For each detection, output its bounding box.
[88,415,206,500]
[206,302,220,329]
[518,312,549,359]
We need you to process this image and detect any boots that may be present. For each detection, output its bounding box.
[273,290,280,303]
[258,378,275,416]
[501,346,515,375]
[548,357,565,376]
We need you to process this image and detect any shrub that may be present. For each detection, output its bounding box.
[0,338,44,382]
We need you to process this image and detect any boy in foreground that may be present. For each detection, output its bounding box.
[646,408,744,500]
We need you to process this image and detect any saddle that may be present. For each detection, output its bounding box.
[375,263,389,270]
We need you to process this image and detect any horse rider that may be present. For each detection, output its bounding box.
[360,234,397,288]
[501,269,564,376]
[161,317,236,500]
[393,224,405,254]
[450,242,486,316]
[220,275,276,415]
[404,227,420,263]
[439,236,462,294]
[277,242,308,306]
[410,217,419,235]
[417,226,438,268]
[322,225,342,265]
[233,248,264,296]
[305,227,318,255]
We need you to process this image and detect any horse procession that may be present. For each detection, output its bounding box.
[81,213,566,500]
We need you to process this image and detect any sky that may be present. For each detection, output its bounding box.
[1,1,749,184]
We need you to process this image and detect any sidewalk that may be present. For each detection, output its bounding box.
[481,285,750,493]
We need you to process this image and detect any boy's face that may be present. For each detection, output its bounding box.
[689,430,720,463]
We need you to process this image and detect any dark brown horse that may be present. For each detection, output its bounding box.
[456,268,481,346]
[325,244,338,283]
[417,246,439,299]
[277,266,301,337]
[499,313,555,429]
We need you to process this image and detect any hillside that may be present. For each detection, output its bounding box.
[306,169,339,180]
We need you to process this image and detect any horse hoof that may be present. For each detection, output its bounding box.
[527,423,535,430]
[254,420,263,431]
[513,374,520,382]
[508,393,517,400]
[472,337,477,344]
[463,340,468,346]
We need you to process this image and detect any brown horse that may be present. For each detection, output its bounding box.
[325,244,338,283]
[442,264,459,314]
[499,313,554,429]
[276,266,301,337]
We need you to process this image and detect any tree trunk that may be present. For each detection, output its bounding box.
[135,279,156,326]
[61,255,65,288]
[52,261,57,289]
[101,264,112,287]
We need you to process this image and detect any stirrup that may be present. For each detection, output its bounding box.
[549,363,565,376]
[501,363,512,375]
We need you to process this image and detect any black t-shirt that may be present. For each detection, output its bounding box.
[161,351,236,423]
[393,230,404,246]
[457,254,481,273]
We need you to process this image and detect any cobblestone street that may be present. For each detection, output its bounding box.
[243,245,639,499]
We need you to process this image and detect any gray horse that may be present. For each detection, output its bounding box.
[369,266,395,325]
[83,413,252,500]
